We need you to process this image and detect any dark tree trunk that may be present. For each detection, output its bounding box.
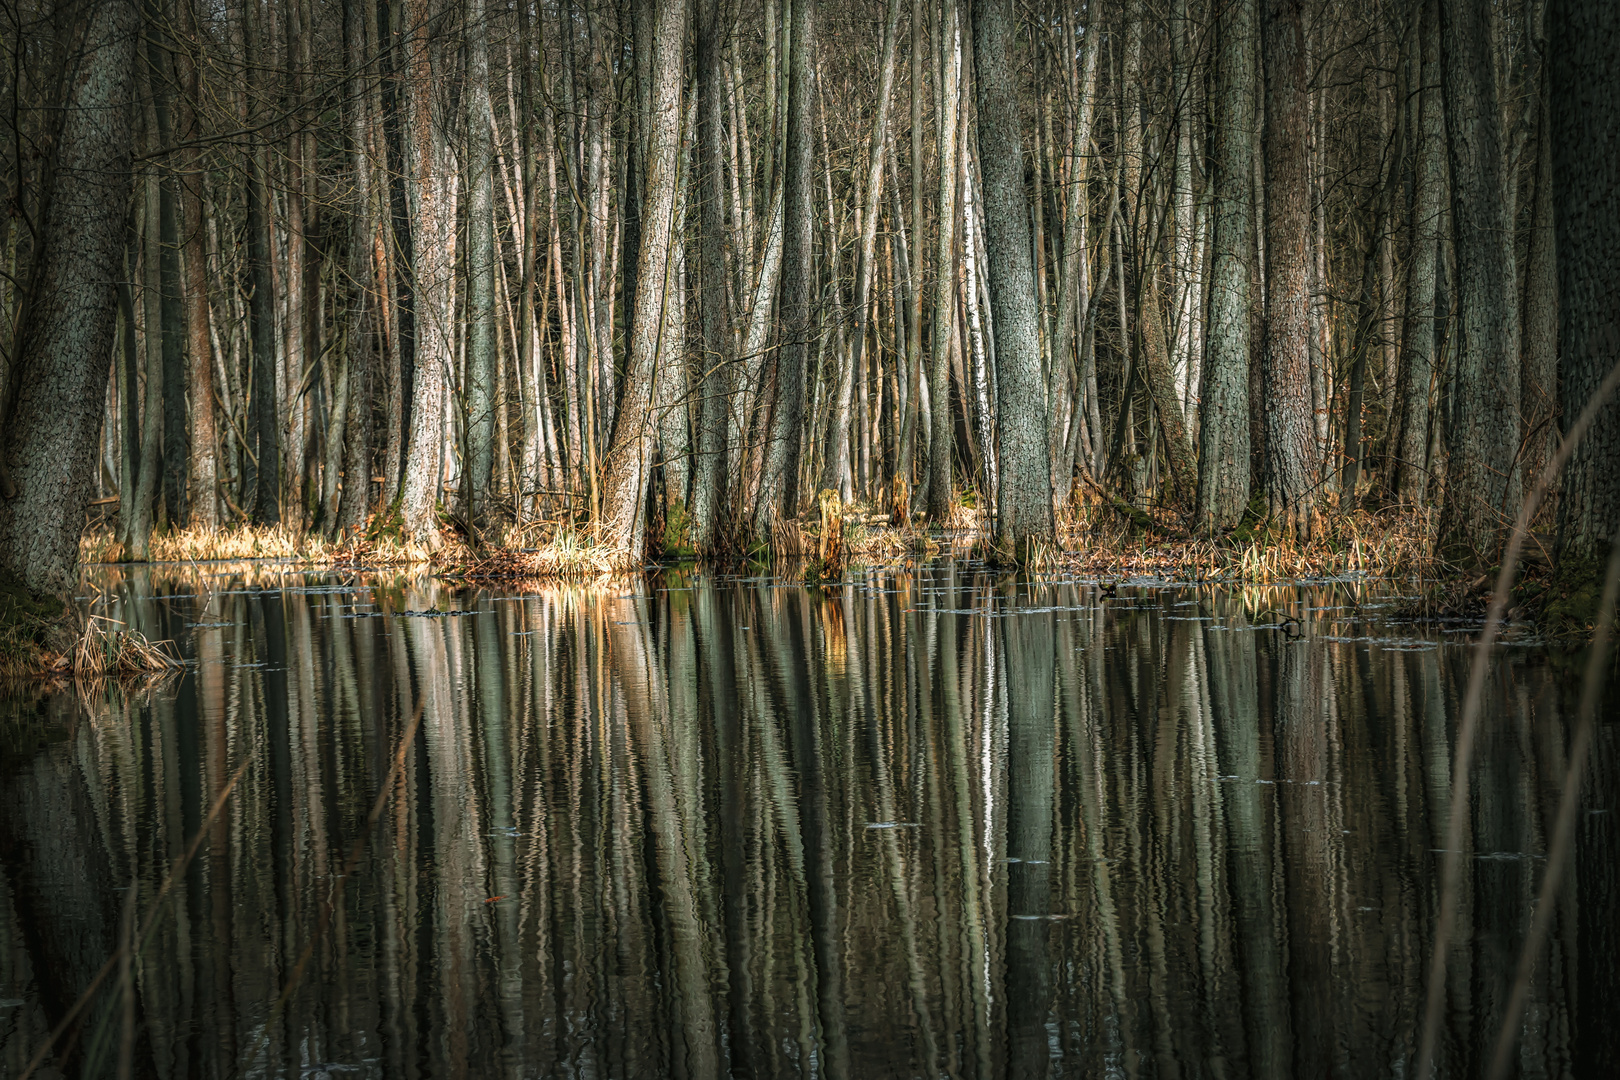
[1549,0,1620,607]
[176,0,218,530]
[0,0,137,597]
[1435,0,1520,566]
[245,0,279,525]
[337,0,376,535]
[972,0,1053,560]
[1394,0,1445,505]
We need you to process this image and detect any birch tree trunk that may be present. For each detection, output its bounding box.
[0,0,136,597]
[1196,0,1256,533]
[597,0,686,560]
[974,0,1054,559]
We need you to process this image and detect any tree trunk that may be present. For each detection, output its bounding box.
[691,0,732,551]
[245,0,279,525]
[819,0,902,499]
[337,0,376,536]
[597,0,686,561]
[754,0,815,536]
[925,0,961,521]
[176,0,218,530]
[399,0,457,547]
[1260,0,1317,537]
[464,0,496,525]
[972,0,1053,559]
[1549,0,1620,603]
[0,0,137,597]
[1520,47,1558,508]
[1196,0,1256,533]
[1393,0,1444,505]
[1435,0,1520,567]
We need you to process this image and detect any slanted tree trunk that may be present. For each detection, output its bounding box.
[925,0,961,521]
[754,0,815,537]
[0,0,137,597]
[463,0,496,525]
[1549,0,1620,608]
[399,0,457,547]
[973,0,1053,560]
[1196,0,1256,533]
[691,0,732,551]
[1394,0,1445,505]
[1435,0,1520,566]
[597,0,686,561]
[1260,0,1316,537]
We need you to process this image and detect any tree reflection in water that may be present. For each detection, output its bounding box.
[1,565,1616,1077]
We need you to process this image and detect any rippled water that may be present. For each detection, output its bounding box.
[2,564,1616,1078]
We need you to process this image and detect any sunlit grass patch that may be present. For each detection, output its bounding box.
[80,525,433,566]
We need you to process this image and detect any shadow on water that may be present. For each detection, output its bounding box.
[1,563,1617,1077]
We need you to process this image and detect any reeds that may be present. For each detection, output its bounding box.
[72,617,183,677]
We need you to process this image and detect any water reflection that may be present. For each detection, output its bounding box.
[2,566,1616,1077]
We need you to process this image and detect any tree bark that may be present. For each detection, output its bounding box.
[1549,0,1620,596]
[691,0,732,550]
[819,0,902,499]
[1394,0,1445,505]
[1196,0,1256,533]
[597,0,687,561]
[1435,0,1520,566]
[925,0,961,521]
[462,0,496,525]
[754,0,815,536]
[399,0,458,546]
[0,0,137,597]
[337,0,377,535]
[1260,0,1316,537]
[176,0,218,530]
[972,0,1053,559]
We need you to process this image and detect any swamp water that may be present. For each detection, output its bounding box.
[1,564,1616,1078]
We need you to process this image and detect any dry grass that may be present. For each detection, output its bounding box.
[71,616,184,677]
[1058,492,1438,583]
[433,528,623,583]
[81,525,433,566]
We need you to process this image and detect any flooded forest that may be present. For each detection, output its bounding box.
[1,0,1619,1075]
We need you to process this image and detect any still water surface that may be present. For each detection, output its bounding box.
[1,564,1616,1078]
